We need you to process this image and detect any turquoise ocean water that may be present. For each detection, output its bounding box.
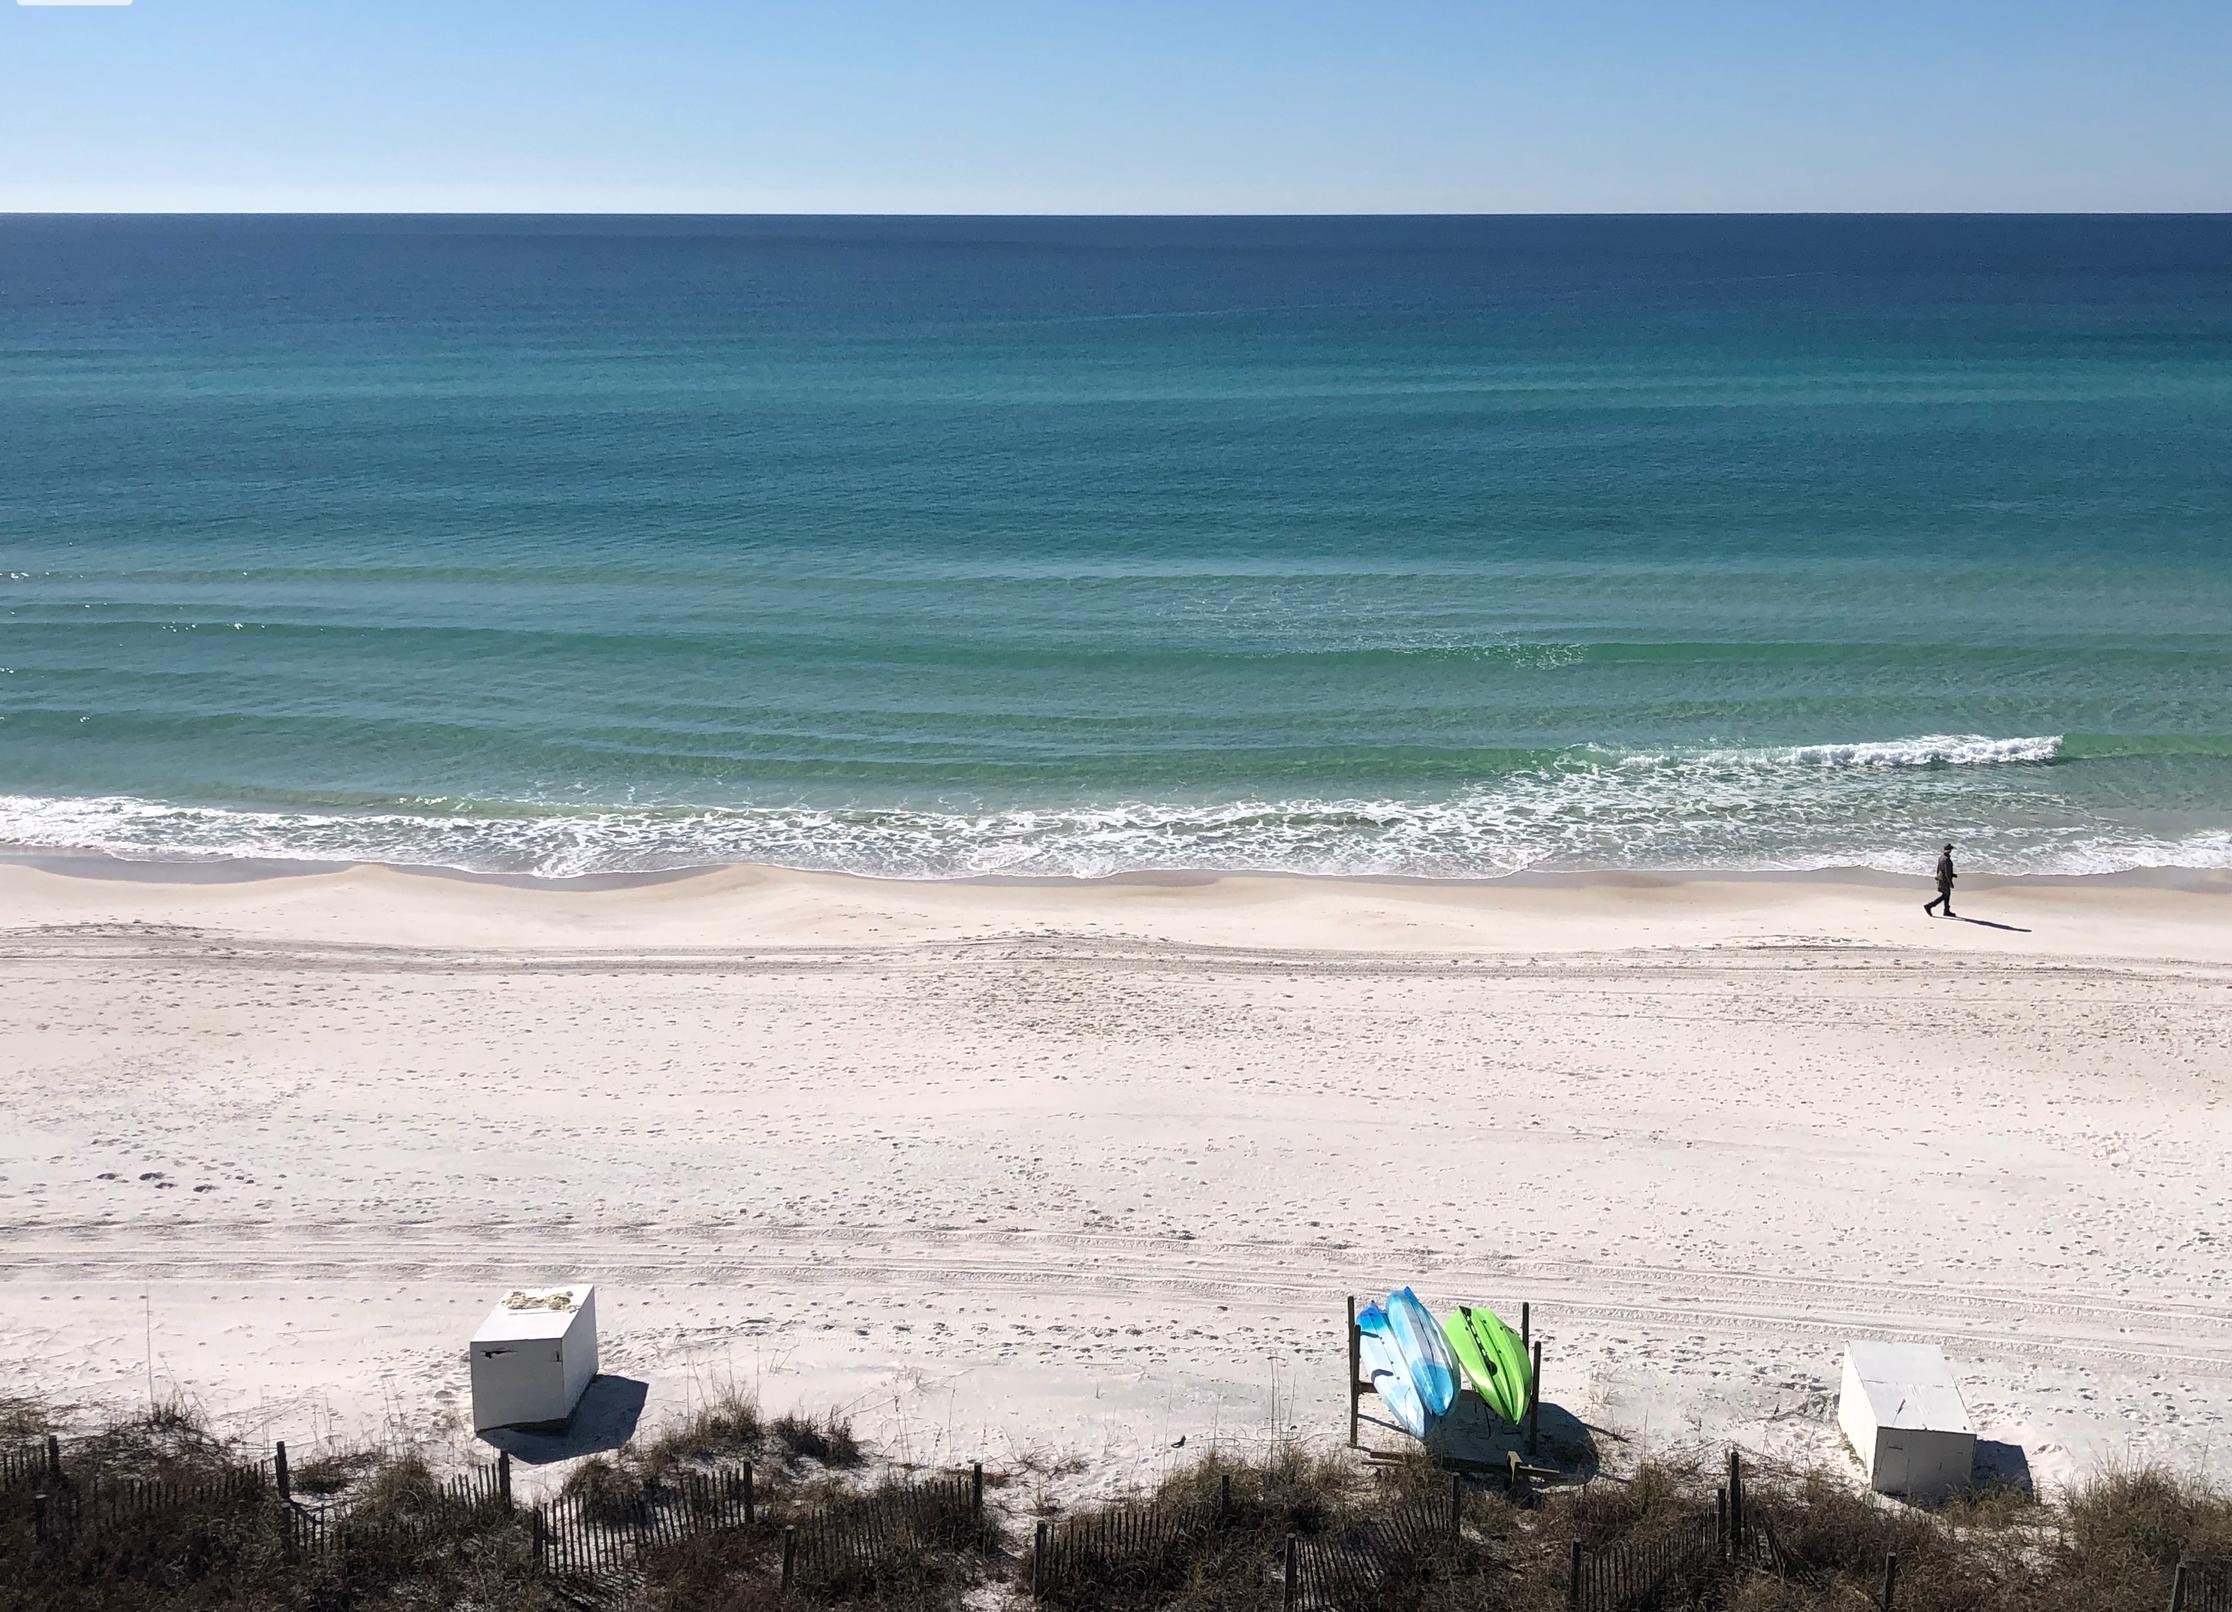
[1,215,2228,879]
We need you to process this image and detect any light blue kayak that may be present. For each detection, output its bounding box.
[1356,1302,1429,1438]
[1385,1287,1458,1416]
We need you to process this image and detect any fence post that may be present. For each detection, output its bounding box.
[1032,1519,1049,1600]
[1449,1470,1462,1540]
[498,1452,512,1509]
[1347,1294,1361,1446]
[1566,1538,1582,1609]
[1715,1486,1728,1559]
[1728,1448,1744,1546]
[274,1440,289,1501]
[781,1524,797,1591]
[45,1434,62,1485]
[1218,1471,1231,1524]
[971,1460,983,1516]
[32,1492,47,1550]
[532,1504,545,1563]
[744,1464,755,1525]
[2169,1558,2188,1612]
[1522,1302,1530,1355]
[1881,1549,1899,1610]
[1283,1531,1298,1609]
[1526,1339,1542,1456]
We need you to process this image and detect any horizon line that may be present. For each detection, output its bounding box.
[4,208,2231,221]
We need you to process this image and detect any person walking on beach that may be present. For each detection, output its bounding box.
[1924,842,1957,918]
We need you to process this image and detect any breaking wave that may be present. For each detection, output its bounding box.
[1693,734,2065,769]
[1,734,2226,881]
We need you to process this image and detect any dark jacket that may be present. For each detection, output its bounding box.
[1935,851,1955,891]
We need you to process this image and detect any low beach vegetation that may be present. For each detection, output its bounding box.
[3,1396,2228,1609]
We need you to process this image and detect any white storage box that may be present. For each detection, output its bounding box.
[470,1285,599,1432]
[1837,1340,1975,1502]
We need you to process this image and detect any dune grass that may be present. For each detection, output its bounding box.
[769,1409,865,1470]
[5,1395,2230,1610]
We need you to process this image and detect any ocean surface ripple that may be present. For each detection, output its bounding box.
[4,215,2230,879]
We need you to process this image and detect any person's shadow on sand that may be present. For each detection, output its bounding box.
[1955,916,2031,933]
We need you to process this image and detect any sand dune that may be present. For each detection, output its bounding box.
[1,861,2226,1494]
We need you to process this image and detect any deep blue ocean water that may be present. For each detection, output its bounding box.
[2,214,2228,877]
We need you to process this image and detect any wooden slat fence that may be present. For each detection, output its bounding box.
[0,1440,61,1495]
[1290,1491,1463,1611]
[1727,1508,1788,1579]
[278,1458,515,1561]
[2178,1557,2232,1612]
[23,1430,2226,1610]
[785,1470,987,1601]
[1568,1510,1715,1612]
[31,1464,269,1533]
[27,1462,274,1581]
[11,1446,764,1591]
[1031,1495,1216,1607]
[1033,1473,1474,1611]
[530,1467,755,1578]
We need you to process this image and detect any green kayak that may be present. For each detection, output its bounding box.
[1442,1304,1533,1427]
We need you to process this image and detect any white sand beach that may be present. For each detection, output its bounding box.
[1,861,2227,1495]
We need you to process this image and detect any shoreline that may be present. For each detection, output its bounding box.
[8,844,2232,894]
[2,851,2225,965]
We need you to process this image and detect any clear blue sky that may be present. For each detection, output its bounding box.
[4,0,2227,213]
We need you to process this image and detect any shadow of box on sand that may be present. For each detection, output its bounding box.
[478,1375,648,1466]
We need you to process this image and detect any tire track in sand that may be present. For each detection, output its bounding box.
[7,1227,2229,1377]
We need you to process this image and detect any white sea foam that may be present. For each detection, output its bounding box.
[1622,734,2066,770]
[0,733,2220,881]
[1771,733,2064,768]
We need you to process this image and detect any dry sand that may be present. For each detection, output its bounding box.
[1,860,2227,1496]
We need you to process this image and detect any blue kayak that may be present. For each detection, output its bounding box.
[1385,1287,1459,1416]
[1356,1301,1430,1438]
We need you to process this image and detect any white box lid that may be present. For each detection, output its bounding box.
[472,1284,594,1344]
[1845,1340,1972,1434]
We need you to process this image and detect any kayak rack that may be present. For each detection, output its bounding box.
[1347,1293,1544,1461]
[1362,1446,1562,1491]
